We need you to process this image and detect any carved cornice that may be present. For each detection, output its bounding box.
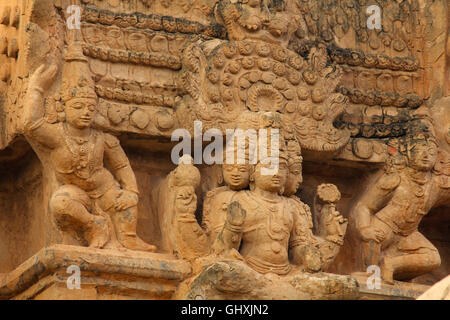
[291,41,420,72]
[82,6,226,39]
[337,87,423,108]
[82,44,182,70]
[95,84,177,107]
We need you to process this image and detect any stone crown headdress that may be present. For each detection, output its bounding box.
[61,40,97,103]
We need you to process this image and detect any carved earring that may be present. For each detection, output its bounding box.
[217,166,224,185]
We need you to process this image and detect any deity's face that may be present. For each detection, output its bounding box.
[284,162,303,196]
[65,98,96,129]
[253,159,288,194]
[175,186,197,214]
[222,163,251,190]
[409,141,438,172]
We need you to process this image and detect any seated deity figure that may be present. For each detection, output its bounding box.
[174,140,355,299]
[354,138,443,283]
[212,139,348,275]
[202,141,253,244]
[22,57,156,252]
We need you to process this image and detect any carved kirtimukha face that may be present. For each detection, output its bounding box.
[284,162,303,196]
[253,159,288,194]
[65,98,96,129]
[409,141,438,172]
[222,163,251,190]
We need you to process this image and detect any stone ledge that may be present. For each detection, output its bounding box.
[0,245,192,300]
[351,272,431,300]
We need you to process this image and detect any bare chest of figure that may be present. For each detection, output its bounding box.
[50,127,111,191]
[239,192,294,265]
[380,175,434,235]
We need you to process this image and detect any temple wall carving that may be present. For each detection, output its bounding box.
[0,0,448,300]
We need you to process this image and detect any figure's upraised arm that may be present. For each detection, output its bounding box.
[23,64,58,133]
[22,64,60,149]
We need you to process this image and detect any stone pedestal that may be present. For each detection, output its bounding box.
[0,246,438,300]
[175,260,360,300]
[0,245,192,300]
[351,272,431,300]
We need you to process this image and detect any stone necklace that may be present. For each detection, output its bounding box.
[251,193,289,242]
[62,124,97,179]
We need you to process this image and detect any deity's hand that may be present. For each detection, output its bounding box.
[227,201,246,226]
[359,226,385,243]
[114,190,138,211]
[29,63,58,93]
[302,245,322,273]
[175,187,197,215]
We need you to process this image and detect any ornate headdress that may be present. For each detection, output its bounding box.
[61,41,97,103]
[283,123,303,167]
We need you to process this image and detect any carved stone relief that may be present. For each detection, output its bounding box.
[0,0,448,300]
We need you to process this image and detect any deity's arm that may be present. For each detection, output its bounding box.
[23,64,57,128]
[23,84,45,131]
[289,198,348,271]
[432,177,450,209]
[22,64,59,148]
[103,133,139,194]
[288,201,323,272]
[212,201,245,257]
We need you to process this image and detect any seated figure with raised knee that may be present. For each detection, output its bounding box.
[22,55,156,252]
[355,137,442,283]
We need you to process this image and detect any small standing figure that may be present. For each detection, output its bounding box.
[158,155,209,259]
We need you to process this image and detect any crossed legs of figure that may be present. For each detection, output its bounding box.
[50,184,156,252]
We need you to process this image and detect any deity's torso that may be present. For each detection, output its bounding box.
[376,171,436,236]
[234,191,295,275]
[49,123,116,198]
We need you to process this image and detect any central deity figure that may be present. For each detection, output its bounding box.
[205,117,348,275]
[171,118,352,299]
